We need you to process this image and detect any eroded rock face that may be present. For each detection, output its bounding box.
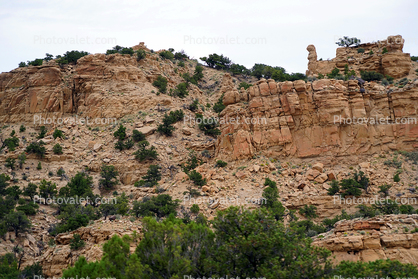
[0,52,187,123]
[313,215,418,266]
[215,74,418,160]
[307,35,412,78]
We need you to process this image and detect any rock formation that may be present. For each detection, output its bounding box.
[313,215,418,266]
[216,74,418,160]
[307,35,412,78]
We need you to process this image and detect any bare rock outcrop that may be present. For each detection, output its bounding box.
[215,76,418,160]
[313,215,418,266]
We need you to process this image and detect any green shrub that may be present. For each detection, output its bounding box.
[357,48,365,53]
[56,50,89,64]
[17,153,26,169]
[327,180,340,195]
[178,61,185,67]
[190,204,200,214]
[113,124,126,140]
[172,82,189,98]
[23,183,37,200]
[361,71,384,82]
[37,161,42,170]
[136,50,146,61]
[37,126,47,139]
[132,130,146,142]
[99,165,119,191]
[137,165,161,187]
[196,114,220,137]
[27,59,43,66]
[2,136,19,151]
[393,173,400,182]
[188,99,199,112]
[5,158,16,170]
[215,160,227,168]
[188,170,206,186]
[70,234,85,250]
[53,143,63,154]
[382,47,388,54]
[2,211,31,237]
[335,36,361,47]
[19,125,26,132]
[152,75,168,93]
[134,141,158,161]
[132,194,179,218]
[159,50,174,60]
[181,153,201,173]
[378,184,392,196]
[53,128,64,139]
[299,205,318,219]
[157,110,184,136]
[174,50,188,60]
[412,56,418,62]
[213,93,226,113]
[200,53,231,70]
[59,172,93,198]
[39,179,57,198]
[238,82,252,90]
[106,45,134,55]
[19,62,27,67]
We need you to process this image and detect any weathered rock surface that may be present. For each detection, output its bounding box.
[215,74,418,160]
[307,35,412,78]
[313,215,418,266]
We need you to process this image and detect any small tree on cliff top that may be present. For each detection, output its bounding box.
[336,36,361,47]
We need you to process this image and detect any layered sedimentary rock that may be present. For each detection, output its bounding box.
[0,51,191,123]
[307,35,412,78]
[313,215,418,266]
[215,74,418,160]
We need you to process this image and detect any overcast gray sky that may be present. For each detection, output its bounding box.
[1,0,417,74]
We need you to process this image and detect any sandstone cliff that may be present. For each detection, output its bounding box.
[216,74,418,160]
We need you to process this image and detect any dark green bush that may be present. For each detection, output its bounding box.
[27,59,43,66]
[159,50,174,60]
[132,194,179,218]
[357,48,365,53]
[215,160,227,168]
[99,165,119,191]
[113,124,126,140]
[53,143,63,154]
[188,170,206,186]
[238,82,253,90]
[37,126,47,139]
[136,50,146,61]
[299,205,318,219]
[173,82,189,98]
[137,165,161,187]
[174,50,188,60]
[196,114,221,137]
[132,130,146,142]
[134,141,158,161]
[5,158,16,170]
[53,128,64,139]
[153,75,168,93]
[56,50,89,64]
[26,141,46,158]
[188,99,199,112]
[2,136,19,151]
[361,71,384,81]
[70,234,85,250]
[106,45,134,55]
[213,93,225,113]
[200,53,231,70]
